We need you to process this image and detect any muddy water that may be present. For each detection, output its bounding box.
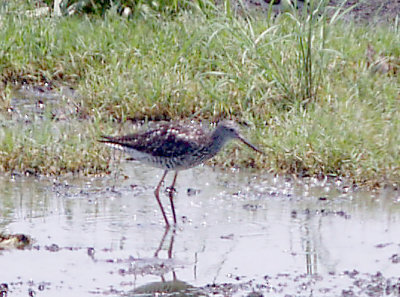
[1,164,400,297]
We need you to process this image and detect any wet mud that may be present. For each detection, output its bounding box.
[0,165,400,296]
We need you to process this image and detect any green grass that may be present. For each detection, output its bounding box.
[0,1,399,187]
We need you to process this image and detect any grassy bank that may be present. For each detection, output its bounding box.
[0,1,399,186]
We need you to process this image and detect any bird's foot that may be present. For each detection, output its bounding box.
[165,187,177,194]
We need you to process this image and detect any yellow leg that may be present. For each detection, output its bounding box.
[168,171,179,224]
[154,170,170,227]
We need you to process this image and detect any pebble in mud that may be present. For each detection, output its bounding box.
[187,188,201,196]
[375,243,392,248]
[242,203,262,211]
[389,254,400,264]
[28,288,35,297]
[0,283,8,297]
[290,210,297,218]
[87,247,95,257]
[0,233,32,250]
[342,289,355,296]
[45,244,60,252]
[344,269,359,278]
[220,233,234,240]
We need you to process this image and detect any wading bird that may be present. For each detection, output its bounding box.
[100,120,264,227]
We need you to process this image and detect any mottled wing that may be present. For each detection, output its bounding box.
[100,122,210,158]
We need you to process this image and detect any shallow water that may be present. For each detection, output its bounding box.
[1,164,400,297]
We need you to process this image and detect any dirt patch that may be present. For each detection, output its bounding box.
[240,0,400,23]
[330,0,400,23]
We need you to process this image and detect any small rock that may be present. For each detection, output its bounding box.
[390,254,400,264]
[291,210,297,218]
[0,283,8,297]
[342,289,355,297]
[220,233,234,240]
[45,244,60,252]
[87,247,95,257]
[187,188,201,196]
[243,204,261,211]
[28,288,35,297]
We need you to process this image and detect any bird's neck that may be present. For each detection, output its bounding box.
[210,128,230,153]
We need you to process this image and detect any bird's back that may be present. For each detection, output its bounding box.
[100,121,222,170]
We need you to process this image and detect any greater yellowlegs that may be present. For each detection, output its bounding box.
[100,120,263,227]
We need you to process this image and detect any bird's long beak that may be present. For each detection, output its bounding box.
[238,136,265,155]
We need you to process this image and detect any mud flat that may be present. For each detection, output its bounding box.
[1,165,399,296]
